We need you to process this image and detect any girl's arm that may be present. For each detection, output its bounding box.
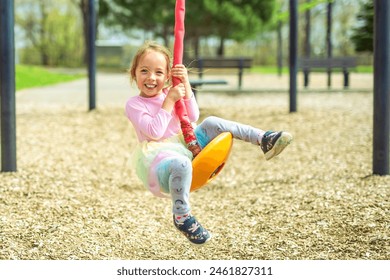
[171,64,200,122]
[183,95,199,123]
[126,98,172,141]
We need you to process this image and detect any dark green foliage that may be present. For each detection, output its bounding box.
[98,0,276,54]
[350,0,374,53]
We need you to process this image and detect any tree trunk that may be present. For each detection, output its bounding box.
[38,0,49,65]
[162,26,170,49]
[217,37,225,56]
[277,20,283,76]
[304,0,311,58]
[327,1,333,88]
[193,36,200,58]
[79,0,88,65]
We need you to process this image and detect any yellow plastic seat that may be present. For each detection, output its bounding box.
[190,132,233,192]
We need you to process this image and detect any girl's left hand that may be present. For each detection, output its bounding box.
[171,64,189,83]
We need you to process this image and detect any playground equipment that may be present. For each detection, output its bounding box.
[172,0,233,191]
[0,0,17,172]
[373,0,390,175]
[289,0,298,113]
[190,132,233,192]
[87,0,96,111]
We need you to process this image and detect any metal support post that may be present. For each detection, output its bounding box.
[373,0,390,175]
[88,0,96,110]
[289,0,298,112]
[0,0,17,172]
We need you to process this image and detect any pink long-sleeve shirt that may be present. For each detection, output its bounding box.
[125,90,200,142]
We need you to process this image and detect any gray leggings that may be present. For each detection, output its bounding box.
[156,116,263,215]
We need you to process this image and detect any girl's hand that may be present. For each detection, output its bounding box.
[171,64,189,84]
[167,83,185,103]
[171,64,193,99]
[162,83,185,113]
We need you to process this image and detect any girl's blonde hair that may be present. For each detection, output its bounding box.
[129,41,172,85]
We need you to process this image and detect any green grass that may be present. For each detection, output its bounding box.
[15,65,85,91]
[355,65,373,73]
[250,65,287,74]
[250,65,373,74]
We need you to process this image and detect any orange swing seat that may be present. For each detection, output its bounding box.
[190,132,233,192]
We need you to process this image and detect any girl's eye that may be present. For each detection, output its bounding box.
[140,69,148,73]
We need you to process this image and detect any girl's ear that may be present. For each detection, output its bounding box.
[165,71,172,88]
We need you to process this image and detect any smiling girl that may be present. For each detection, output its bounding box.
[125,41,292,245]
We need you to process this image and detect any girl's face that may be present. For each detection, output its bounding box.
[135,50,170,98]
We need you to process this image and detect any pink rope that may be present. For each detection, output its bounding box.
[173,0,201,157]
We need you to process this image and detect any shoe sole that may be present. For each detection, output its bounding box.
[174,223,213,245]
[190,233,212,246]
[175,230,212,246]
[264,132,293,160]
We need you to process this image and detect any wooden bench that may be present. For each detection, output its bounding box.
[186,57,253,89]
[299,57,357,88]
[190,79,228,98]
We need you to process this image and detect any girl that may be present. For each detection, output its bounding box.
[125,41,292,245]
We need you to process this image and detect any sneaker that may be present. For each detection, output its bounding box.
[173,215,212,245]
[261,131,293,160]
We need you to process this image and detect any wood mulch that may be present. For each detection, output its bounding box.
[1,91,389,260]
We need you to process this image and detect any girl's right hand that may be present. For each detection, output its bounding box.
[167,83,185,103]
[162,83,185,113]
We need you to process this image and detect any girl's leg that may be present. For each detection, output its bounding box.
[156,156,192,216]
[195,116,292,160]
[156,156,211,244]
[195,116,263,147]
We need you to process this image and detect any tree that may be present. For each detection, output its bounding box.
[203,0,275,55]
[98,0,175,46]
[351,0,374,53]
[16,0,84,66]
[98,0,276,56]
[70,0,100,64]
[16,0,52,65]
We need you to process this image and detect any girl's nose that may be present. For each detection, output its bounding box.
[148,72,156,80]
